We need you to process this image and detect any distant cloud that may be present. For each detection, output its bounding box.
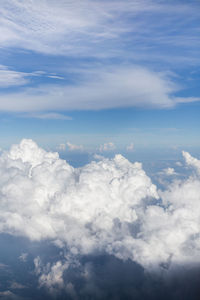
[99,142,116,152]
[66,142,83,151]
[93,154,105,160]
[19,252,28,262]
[57,143,66,151]
[57,141,84,152]
[47,75,64,80]
[25,113,72,120]
[162,167,176,176]
[10,282,26,290]
[126,142,134,151]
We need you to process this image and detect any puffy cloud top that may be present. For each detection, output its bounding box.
[0,139,157,256]
[1,140,200,277]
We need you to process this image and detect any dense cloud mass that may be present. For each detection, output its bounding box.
[0,139,200,298]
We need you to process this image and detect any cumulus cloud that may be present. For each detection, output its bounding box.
[57,141,84,152]
[99,142,116,152]
[0,139,157,249]
[182,151,200,174]
[1,140,200,293]
[162,167,176,176]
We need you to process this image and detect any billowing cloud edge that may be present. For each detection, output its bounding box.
[0,139,200,291]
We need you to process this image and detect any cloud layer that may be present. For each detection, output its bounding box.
[0,66,198,112]
[0,0,199,60]
[0,1,199,112]
[0,138,200,281]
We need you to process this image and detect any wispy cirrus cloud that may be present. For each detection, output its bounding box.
[0,1,199,114]
[22,112,72,120]
[0,65,30,87]
[0,0,199,64]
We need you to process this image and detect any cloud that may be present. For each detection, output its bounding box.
[126,142,134,151]
[93,154,105,160]
[57,143,66,151]
[0,66,198,112]
[182,151,200,174]
[0,65,30,87]
[23,112,72,120]
[18,253,28,262]
[57,141,83,152]
[162,167,176,176]
[99,142,116,152]
[1,140,200,294]
[0,139,157,248]
[66,142,83,152]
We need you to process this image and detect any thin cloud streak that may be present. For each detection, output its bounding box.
[0,0,199,63]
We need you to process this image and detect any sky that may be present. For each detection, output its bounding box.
[1,1,200,299]
[0,0,200,161]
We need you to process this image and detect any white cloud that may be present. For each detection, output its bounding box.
[0,66,197,112]
[0,139,157,247]
[182,151,200,174]
[24,113,72,120]
[0,65,30,87]
[0,1,165,55]
[66,142,83,151]
[99,142,116,152]
[126,142,134,151]
[57,141,83,152]
[47,75,64,80]
[34,255,79,294]
[1,140,200,285]
[162,167,176,176]
[34,257,68,291]
[93,154,105,160]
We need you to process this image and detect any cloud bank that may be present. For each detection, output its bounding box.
[0,139,200,276]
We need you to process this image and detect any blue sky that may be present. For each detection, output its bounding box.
[0,0,200,160]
